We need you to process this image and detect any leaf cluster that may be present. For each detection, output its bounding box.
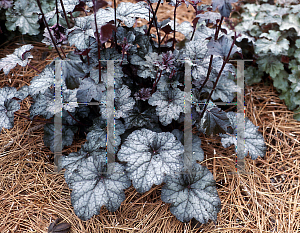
[0,0,267,226]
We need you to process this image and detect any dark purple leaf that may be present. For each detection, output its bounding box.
[99,22,117,44]
[161,24,173,34]
[73,1,86,12]
[93,0,108,11]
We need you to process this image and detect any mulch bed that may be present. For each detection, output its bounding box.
[1,0,300,232]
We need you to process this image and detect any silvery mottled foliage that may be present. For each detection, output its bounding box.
[81,116,125,152]
[5,0,40,35]
[76,77,106,103]
[207,35,239,60]
[99,85,135,119]
[123,105,158,130]
[255,30,290,56]
[29,65,55,96]
[219,112,267,159]
[202,74,241,102]
[171,129,205,162]
[60,149,131,221]
[0,44,33,75]
[156,72,183,91]
[0,0,269,224]
[15,85,29,101]
[67,16,96,51]
[43,123,78,153]
[161,163,221,223]
[29,84,74,119]
[117,128,184,193]
[0,88,20,132]
[148,88,185,126]
[116,1,151,28]
[196,11,221,25]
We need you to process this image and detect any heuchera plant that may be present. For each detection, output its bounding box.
[225,0,300,121]
[0,0,267,225]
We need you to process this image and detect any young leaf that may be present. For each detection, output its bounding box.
[211,0,238,18]
[60,150,131,221]
[99,22,117,44]
[219,112,267,159]
[0,0,13,9]
[207,35,239,60]
[0,44,33,75]
[161,163,221,223]
[202,75,241,102]
[148,88,185,126]
[117,128,184,193]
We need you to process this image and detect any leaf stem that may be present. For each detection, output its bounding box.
[36,0,63,60]
[199,31,237,120]
[151,69,163,94]
[190,5,199,41]
[113,0,118,51]
[92,0,102,82]
[172,0,179,51]
[197,16,224,95]
[146,0,161,36]
[27,64,41,73]
[66,110,88,127]
[59,0,71,29]
[146,0,161,54]
[56,0,59,24]
[60,46,67,58]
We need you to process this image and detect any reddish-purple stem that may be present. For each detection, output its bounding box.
[27,64,41,73]
[92,0,102,82]
[199,31,237,120]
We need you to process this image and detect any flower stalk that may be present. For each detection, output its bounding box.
[199,31,237,120]
[36,0,63,60]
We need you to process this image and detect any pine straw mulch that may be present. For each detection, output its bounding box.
[1,1,300,232]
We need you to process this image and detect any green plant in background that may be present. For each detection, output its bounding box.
[227,0,300,120]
